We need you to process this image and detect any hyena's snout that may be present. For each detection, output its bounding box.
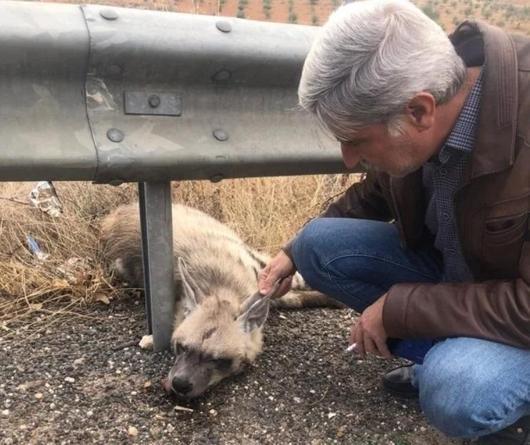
[170,376,193,396]
[163,354,222,400]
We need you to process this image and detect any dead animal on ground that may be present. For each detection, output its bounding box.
[100,203,338,400]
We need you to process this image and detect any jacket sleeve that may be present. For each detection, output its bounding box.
[282,172,393,259]
[383,276,530,349]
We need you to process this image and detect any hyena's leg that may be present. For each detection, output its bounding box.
[273,289,346,309]
[275,272,345,308]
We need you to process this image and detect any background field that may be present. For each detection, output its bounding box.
[37,0,530,34]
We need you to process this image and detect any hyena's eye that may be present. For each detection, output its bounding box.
[213,357,233,371]
[174,343,187,356]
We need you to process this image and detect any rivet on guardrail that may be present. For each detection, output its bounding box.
[212,69,232,82]
[210,174,224,183]
[216,21,232,33]
[213,129,229,142]
[107,128,124,143]
[148,95,161,109]
[100,9,119,20]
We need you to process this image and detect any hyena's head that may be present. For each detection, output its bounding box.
[163,258,270,400]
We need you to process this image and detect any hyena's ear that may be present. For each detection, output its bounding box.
[237,292,270,333]
[177,257,205,314]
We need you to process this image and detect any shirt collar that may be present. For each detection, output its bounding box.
[437,68,484,163]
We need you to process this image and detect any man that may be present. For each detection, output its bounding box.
[258,1,530,443]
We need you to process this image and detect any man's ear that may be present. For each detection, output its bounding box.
[405,92,436,131]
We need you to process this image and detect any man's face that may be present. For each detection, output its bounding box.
[338,121,438,178]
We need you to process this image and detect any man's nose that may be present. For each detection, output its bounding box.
[340,143,361,169]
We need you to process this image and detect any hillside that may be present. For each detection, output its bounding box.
[39,0,530,34]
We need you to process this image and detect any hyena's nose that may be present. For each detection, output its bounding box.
[171,377,192,395]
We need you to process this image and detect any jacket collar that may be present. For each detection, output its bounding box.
[451,21,518,179]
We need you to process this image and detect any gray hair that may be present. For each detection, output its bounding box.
[298,0,466,138]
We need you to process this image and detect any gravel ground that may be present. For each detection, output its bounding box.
[0,297,457,445]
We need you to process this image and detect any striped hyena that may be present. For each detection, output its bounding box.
[100,203,338,400]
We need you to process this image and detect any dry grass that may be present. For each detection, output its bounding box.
[0,175,358,336]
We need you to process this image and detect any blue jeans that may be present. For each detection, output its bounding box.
[291,218,530,438]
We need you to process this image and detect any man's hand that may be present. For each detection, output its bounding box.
[258,250,296,298]
[349,293,392,359]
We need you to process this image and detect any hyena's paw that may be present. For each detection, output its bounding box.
[139,334,154,350]
[290,272,309,291]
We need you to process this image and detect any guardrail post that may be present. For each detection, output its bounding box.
[138,182,175,351]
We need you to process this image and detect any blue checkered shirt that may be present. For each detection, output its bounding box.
[422,69,484,282]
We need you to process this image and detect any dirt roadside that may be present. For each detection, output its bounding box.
[0,297,456,445]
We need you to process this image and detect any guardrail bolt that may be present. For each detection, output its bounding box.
[216,21,232,33]
[210,174,224,183]
[100,9,119,20]
[213,129,229,142]
[148,95,161,108]
[107,128,124,143]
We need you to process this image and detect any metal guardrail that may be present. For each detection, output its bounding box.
[0,1,347,350]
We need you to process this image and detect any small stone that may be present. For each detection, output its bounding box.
[35,392,44,400]
[328,412,337,419]
[87,411,93,417]
[65,377,75,383]
[166,424,175,433]
[293,397,302,404]
[1,409,9,416]
[143,381,152,389]
[73,358,85,366]
[131,391,137,396]
[128,426,138,437]
[209,409,217,416]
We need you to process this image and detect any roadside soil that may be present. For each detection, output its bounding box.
[0,297,456,445]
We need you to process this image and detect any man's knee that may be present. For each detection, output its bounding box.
[291,218,333,288]
[419,351,513,438]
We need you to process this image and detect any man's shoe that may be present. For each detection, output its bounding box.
[382,364,419,399]
[476,416,530,445]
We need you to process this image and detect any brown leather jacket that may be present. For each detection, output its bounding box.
[310,21,530,348]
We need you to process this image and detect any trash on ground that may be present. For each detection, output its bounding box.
[29,181,63,217]
[26,235,49,261]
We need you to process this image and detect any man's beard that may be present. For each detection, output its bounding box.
[359,160,381,173]
[359,159,421,178]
